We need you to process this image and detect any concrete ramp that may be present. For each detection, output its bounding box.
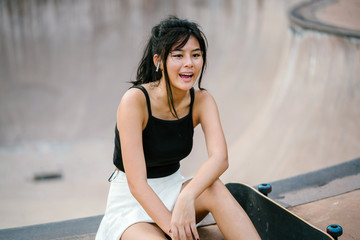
[221,19,360,184]
[0,0,359,229]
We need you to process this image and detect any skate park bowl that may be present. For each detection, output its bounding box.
[0,0,359,239]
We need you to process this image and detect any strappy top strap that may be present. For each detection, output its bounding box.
[131,85,152,116]
[131,85,195,117]
[189,87,195,113]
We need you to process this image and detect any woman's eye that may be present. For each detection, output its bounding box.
[193,54,201,57]
[171,53,183,58]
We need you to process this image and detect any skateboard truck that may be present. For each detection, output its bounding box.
[258,183,272,196]
[326,224,343,239]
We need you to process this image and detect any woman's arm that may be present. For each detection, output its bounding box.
[170,90,228,239]
[184,90,228,200]
[117,89,172,234]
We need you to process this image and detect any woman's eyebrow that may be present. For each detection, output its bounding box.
[171,48,201,52]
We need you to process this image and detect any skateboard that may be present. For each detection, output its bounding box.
[225,183,342,240]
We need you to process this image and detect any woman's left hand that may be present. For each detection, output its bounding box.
[170,193,199,240]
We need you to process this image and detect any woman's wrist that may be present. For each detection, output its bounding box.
[179,187,196,202]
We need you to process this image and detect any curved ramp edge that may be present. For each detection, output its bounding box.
[289,0,360,38]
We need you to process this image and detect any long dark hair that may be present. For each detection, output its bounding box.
[132,16,208,118]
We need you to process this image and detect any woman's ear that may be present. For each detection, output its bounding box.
[153,54,161,72]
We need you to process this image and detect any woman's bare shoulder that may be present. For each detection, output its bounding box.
[194,88,216,106]
[117,87,148,123]
[119,87,146,108]
[193,88,218,126]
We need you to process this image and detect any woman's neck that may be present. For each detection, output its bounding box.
[158,79,188,107]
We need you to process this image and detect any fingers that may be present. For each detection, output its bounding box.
[185,225,193,239]
[170,225,182,240]
[190,222,200,240]
[170,222,199,240]
[179,225,187,240]
[169,226,177,240]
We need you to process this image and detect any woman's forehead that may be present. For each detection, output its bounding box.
[171,35,200,51]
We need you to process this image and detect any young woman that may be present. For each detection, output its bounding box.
[96,16,260,240]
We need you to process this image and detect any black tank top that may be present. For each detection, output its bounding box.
[113,85,195,178]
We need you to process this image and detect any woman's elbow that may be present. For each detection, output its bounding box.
[223,153,229,170]
[219,151,229,171]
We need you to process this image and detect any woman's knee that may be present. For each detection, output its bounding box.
[206,179,227,196]
[198,179,227,208]
[121,222,167,240]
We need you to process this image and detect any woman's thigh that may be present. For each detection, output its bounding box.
[121,222,168,240]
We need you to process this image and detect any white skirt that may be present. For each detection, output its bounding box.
[95,169,192,240]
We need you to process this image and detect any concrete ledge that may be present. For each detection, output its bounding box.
[0,216,102,240]
[289,0,360,38]
[1,158,359,239]
[268,157,360,207]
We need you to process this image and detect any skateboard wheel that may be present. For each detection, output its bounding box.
[258,183,272,196]
[326,224,343,239]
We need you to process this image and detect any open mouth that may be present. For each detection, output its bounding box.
[179,73,193,79]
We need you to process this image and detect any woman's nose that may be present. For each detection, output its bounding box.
[184,55,194,67]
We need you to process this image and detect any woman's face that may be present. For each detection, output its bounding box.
[164,35,203,92]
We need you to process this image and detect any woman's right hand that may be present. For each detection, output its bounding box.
[169,193,199,240]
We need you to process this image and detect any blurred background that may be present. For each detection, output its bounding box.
[0,0,359,229]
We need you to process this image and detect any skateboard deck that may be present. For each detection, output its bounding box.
[226,183,334,240]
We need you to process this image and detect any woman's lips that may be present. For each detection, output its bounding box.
[179,73,194,81]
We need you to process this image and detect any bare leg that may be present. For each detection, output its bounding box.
[183,179,261,240]
[121,222,168,240]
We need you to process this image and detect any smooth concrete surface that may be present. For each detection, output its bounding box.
[0,0,359,233]
[53,234,96,240]
[290,190,360,240]
[315,0,360,32]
